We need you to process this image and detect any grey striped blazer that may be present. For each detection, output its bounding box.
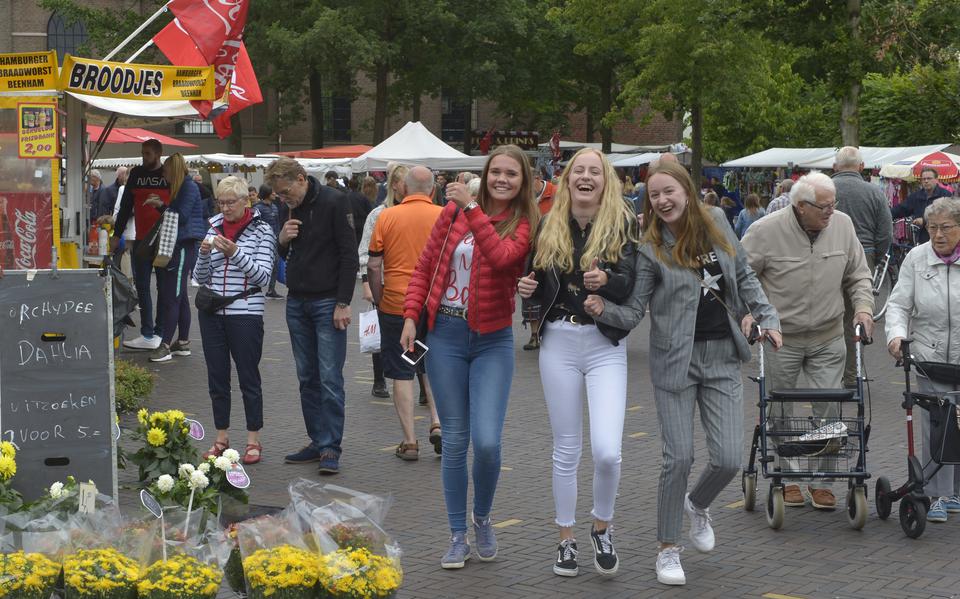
[596,207,779,391]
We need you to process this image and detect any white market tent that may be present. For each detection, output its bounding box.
[721,144,953,170]
[350,121,488,172]
[611,152,665,168]
[879,150,960,181]
[539,140,672,154]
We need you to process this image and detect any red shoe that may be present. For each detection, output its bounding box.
[242,443,262,465]
[203,440,229,460]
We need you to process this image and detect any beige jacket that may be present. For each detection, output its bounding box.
[741,206,873,344]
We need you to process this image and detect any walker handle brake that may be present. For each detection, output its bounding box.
[748,323,762,345]
[855,323,873,346]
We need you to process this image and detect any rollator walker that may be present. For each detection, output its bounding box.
[741,324,873,530]
[875,339,960,538]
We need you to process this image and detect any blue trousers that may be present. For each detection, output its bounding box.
[199,312,264,431]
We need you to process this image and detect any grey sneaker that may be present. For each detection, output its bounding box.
[472,513,497,561]
[440,531,471,569]
[170,339,191,356]
[149,343,172,362]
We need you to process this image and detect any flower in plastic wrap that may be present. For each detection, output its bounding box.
[197,462,211,474]
[49,481,65,498]
[63,548,140,599]
[213,456,231,472]
[222,449,240,464]
[179,464,195,478]
[0,550,61,599]
[0,455,16,481]
[318,547,402,599]
[137,554,221,599]
[242,545,319,599]
[189,470,209,491]
[0,441,15,459]
[156,475,175,494]
[146,427,167,447]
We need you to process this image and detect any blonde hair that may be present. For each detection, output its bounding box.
[361,176,378,202]
[384,164,409,208]
[642,161,733,268]
[216,175,249,201]
[164,153,188,200]
[534,148,637,272]
[264,157,307,185]
[475,145,538,239]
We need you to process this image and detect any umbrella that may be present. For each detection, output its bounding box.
[879,151,960,182]
[86,125,199,148]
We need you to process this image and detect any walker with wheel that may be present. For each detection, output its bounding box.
[741,324,873,530]
[874,340,960,539]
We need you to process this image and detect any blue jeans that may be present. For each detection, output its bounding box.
[426,314,514,533]
[286,296,346,456]
[130,240,163,338]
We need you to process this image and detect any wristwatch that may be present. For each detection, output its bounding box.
[336,302,349,309]
[463,201,479,212]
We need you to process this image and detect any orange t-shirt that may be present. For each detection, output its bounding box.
[537,180,556,215]
[369,194,443,315]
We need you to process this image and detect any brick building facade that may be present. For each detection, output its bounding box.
[2,2,682,158]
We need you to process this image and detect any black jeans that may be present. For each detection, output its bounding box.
[158,240,198,345]
[199,311,265,431]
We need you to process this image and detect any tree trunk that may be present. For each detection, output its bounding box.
[599,67,613,154]
[373,63,389,143]
[309,70,325,148]
[585,110,594,143]
[412,93,421,122]
[840,0,861,146]
[462,96,474,154]
[227,113,242,154]
[690,101,703,190]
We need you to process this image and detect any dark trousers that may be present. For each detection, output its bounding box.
[130,240,164,338]
[199,311,265,431]
[158,240,198,345]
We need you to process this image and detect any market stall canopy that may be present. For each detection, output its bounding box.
[350,121,488,172]
[879,151,960,182]
[611,152,666,167]
[539,140,672,154]
[722,144,953,169]
[92,153,353,178]
[272,145,373,159]
[86,124,198,148]
[67,91,228,118]
[802,145,953,170]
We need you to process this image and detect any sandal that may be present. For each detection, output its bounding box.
[242,443,262,465]
[429,424,442,455]
[395,441,420,461]
[203,440,229,459]
[523,336,540,351]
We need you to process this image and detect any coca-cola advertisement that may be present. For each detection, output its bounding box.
[0,192,53,270]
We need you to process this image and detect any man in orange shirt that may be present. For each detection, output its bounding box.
[368,166,443,460]
[523,171,556,350]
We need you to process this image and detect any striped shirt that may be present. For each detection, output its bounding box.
[194,211,276,316]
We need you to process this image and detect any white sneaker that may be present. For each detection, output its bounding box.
[684,493,715,552]
[656,546,685,585]
[123,335,161,350]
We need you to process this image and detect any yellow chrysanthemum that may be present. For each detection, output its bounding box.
[137,408,149,426]
[0,441,16,458]
[146,427,167,447]
[0,455,16,480]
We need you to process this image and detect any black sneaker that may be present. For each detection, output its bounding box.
[590,526,618,576]
[372,381,390,398]
[553,539,578,577]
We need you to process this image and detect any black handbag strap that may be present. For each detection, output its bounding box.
[424,206,461,303]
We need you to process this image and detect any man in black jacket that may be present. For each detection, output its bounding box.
[267,157,358,475]
[892,167,953,244]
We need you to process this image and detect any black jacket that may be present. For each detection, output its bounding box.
[891,185,952,244]
[525,215,637,345]
[279,176,358,303]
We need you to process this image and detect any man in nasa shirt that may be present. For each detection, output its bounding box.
[111,138,169,350]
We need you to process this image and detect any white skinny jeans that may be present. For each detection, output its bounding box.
[539,320,627,526]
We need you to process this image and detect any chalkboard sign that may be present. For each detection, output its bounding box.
[0,269,117,502]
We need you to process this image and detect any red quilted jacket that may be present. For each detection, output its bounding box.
[403,202,531,334]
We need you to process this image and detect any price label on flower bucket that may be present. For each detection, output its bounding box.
[78,482,97,514]
[140,489,163,519]
[226,464,250,489]
[185,418,205,441]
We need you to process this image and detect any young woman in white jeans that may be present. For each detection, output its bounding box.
[518,148,637,577]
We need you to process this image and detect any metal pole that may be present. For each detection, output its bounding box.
[125,39,155,64]
[102,2,170,61]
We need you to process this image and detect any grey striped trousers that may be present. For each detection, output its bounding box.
[653,337,743,544]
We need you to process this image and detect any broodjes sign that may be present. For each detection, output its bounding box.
[59,55,216,101]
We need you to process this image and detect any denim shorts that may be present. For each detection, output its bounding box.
[378,310,417,380]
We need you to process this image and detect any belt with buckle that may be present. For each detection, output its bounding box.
[549,312,595,326]
[438,304,467,319]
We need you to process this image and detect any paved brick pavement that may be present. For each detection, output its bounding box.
[117,281,959,599]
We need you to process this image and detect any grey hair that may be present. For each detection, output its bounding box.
[404,166,435,196]
[924,197,960,224]
[467,177,481,198]
[216,175,249,201]
[89,169,102,180]
[791,171,835,206]
[834,146,862,170]
[780,179,794,192]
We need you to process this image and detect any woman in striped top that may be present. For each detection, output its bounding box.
[195,175,276,466]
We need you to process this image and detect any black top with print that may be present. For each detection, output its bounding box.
[548,218,593,321]
[694,250,729,340]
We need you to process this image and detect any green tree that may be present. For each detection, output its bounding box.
[860,64,960,146]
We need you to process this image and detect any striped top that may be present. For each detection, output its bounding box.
[194,211,277,316]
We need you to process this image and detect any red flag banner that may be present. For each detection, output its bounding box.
[212,44,262,138]
[168,0,249,64]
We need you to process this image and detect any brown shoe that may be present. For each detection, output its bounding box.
[395,441,419,461]
[783,484,806,507]
[807,487,837,510]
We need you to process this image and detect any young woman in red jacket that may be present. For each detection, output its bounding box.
[400,144,538,569]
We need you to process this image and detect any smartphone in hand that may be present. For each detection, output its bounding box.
[401,340,429,366]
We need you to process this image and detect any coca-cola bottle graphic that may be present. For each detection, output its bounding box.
[0,196,12,270]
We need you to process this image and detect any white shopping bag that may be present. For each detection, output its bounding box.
[359,309,381,353]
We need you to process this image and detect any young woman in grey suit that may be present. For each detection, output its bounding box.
[583,161,781,585]
[517,148,637,578]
